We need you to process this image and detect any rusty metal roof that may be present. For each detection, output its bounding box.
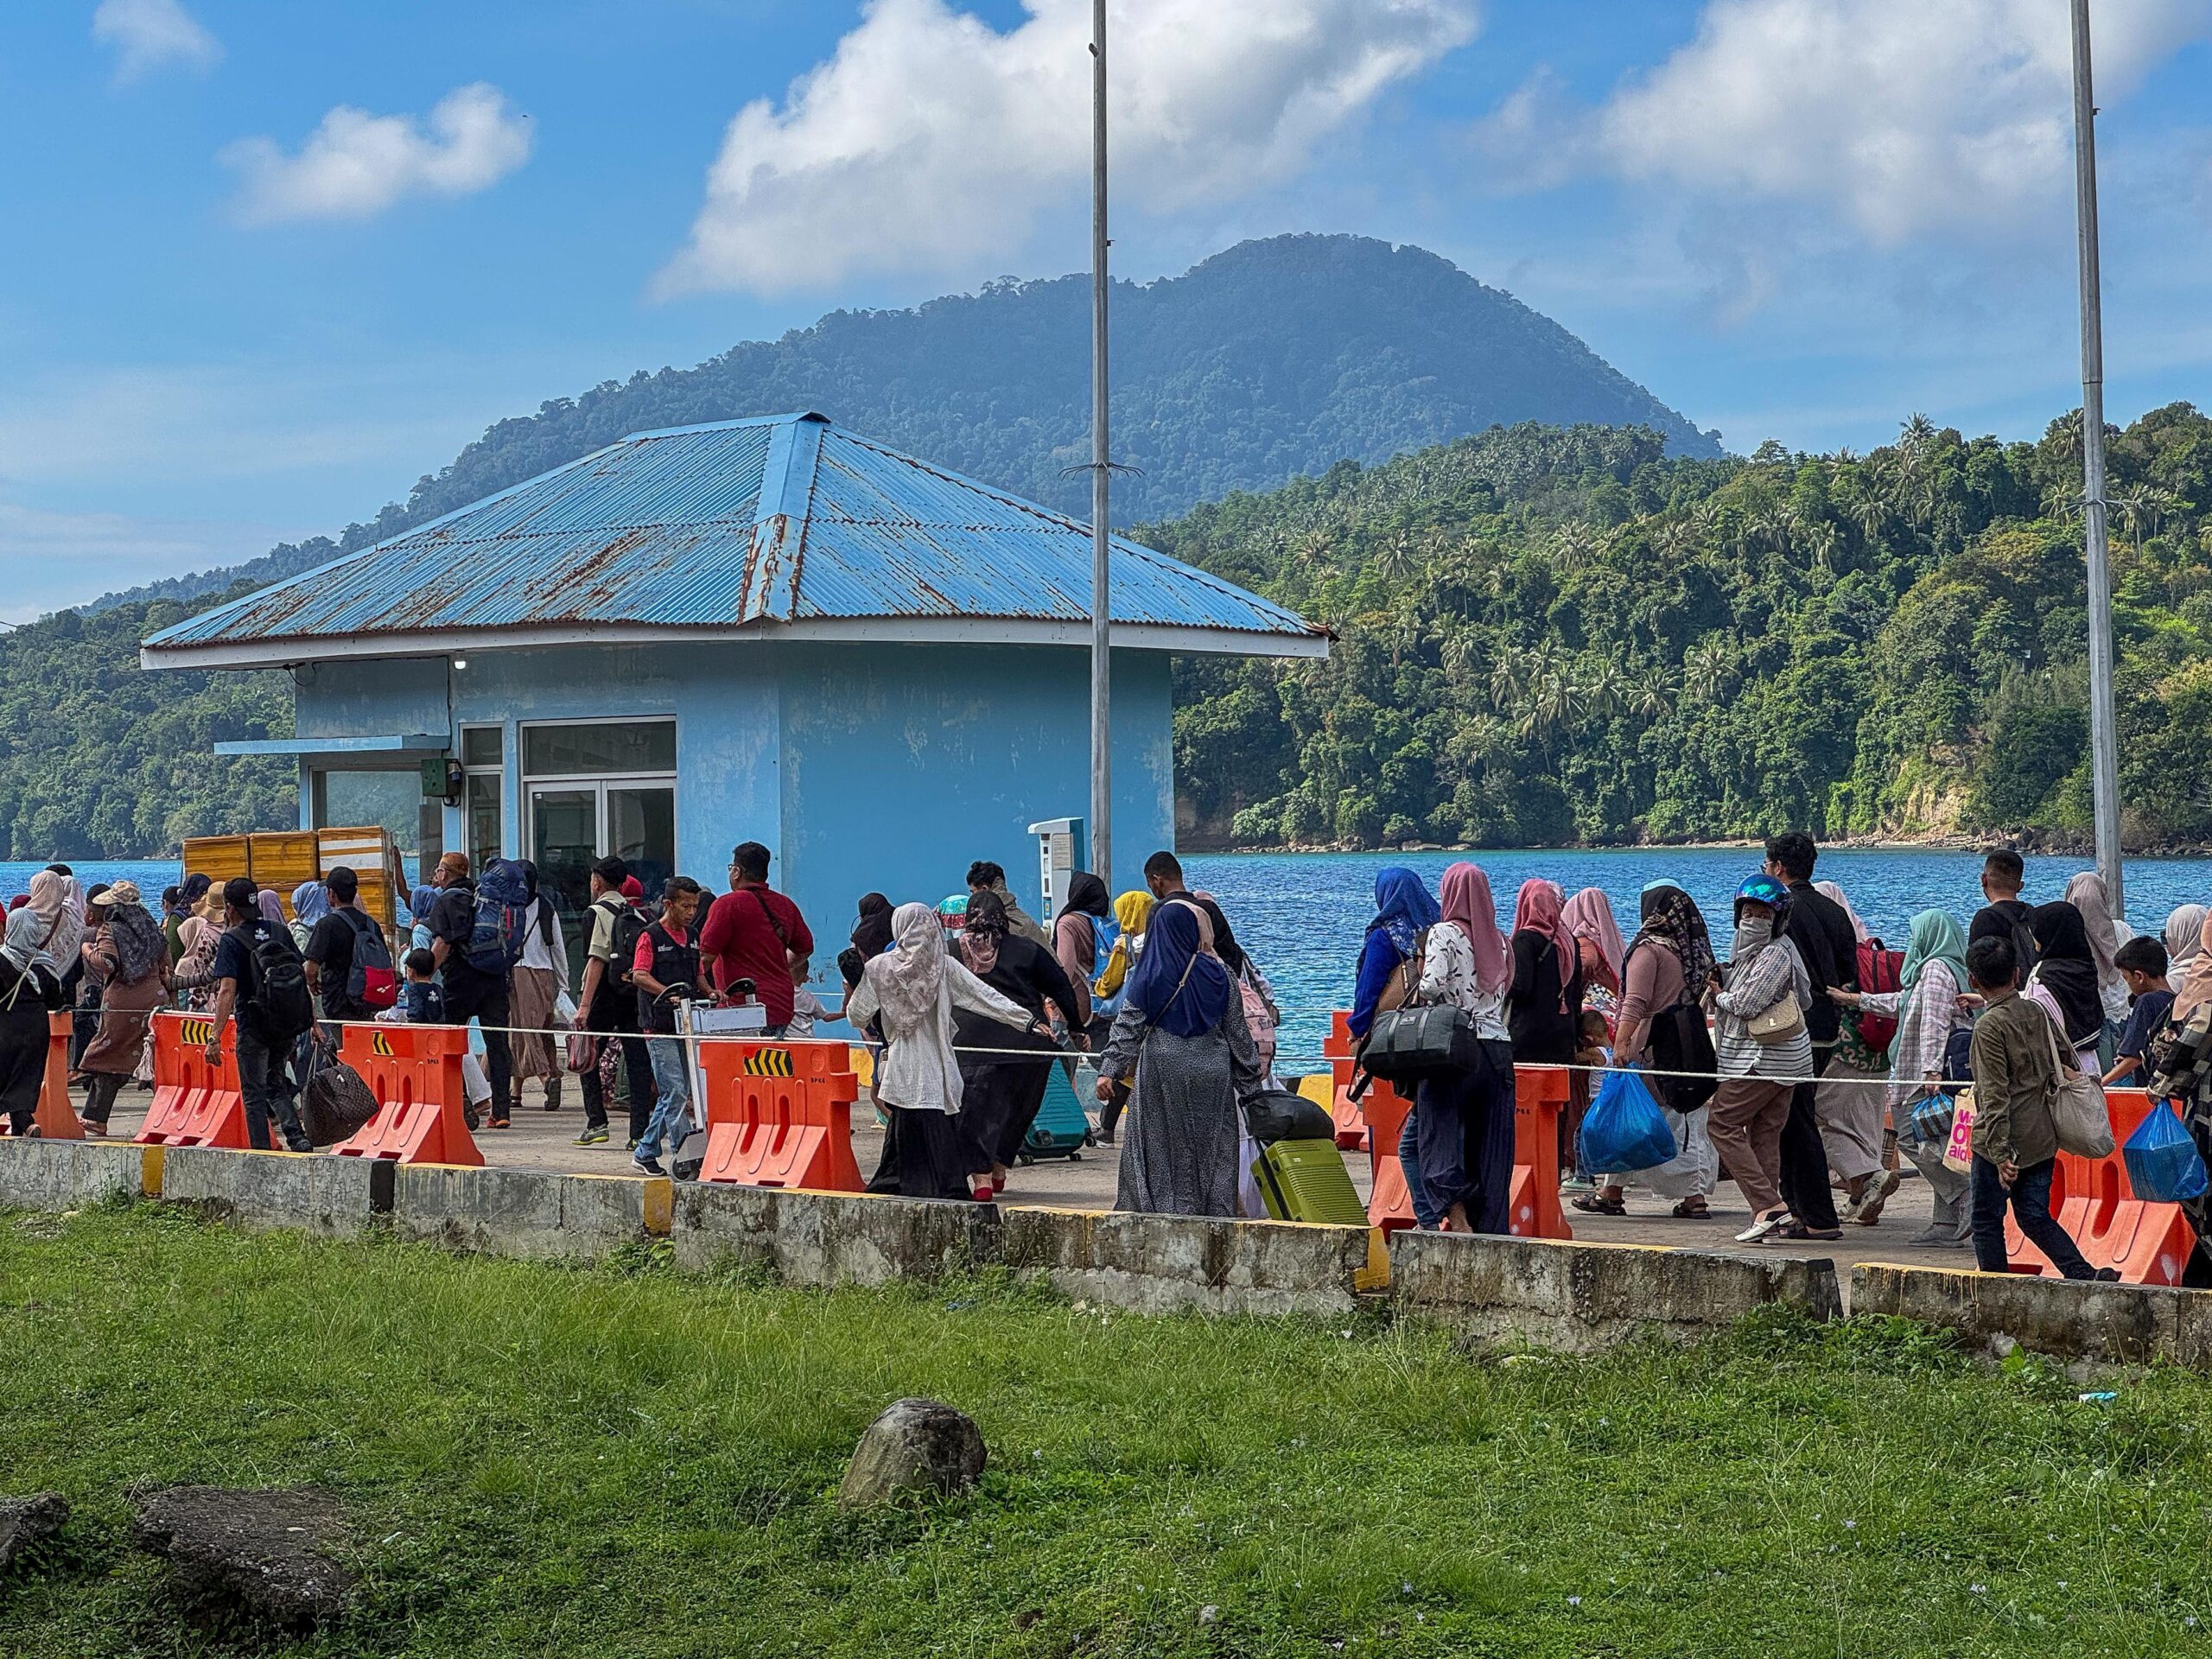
[143,412,1324,656]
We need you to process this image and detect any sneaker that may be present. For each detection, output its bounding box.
[1907,1224,1962,1246]
[1735,1208,1789,1244]
[632,1152,667,1177]
[575,1125,610,1147]
[625,1137,639,1153]
[1851,1168,1902,1226]
[2093,1267,2122,1282]
[488,1116,511,1130]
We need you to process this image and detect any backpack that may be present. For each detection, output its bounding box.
[1089,914,1125,1016]
[243,923,315,1042]
[340,907,398,1010]
[1853,938,1904,1060]
[609,900,658,988]
[463,860,532,976]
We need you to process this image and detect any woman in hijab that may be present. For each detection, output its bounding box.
[2166,905,2208,973]
[845,902,1042,1201]
[1561,887,1626,1027]
[76,881,169,1135]
[1350,868,1446,1228]
[289,880,330,953]
[507,860,570,1112]
[1834,910,1974,1245]
[170,898,225,1015]
[0,894,70,1136]
[1097,898,1263,1217]
[161,885,188,965]
[1090,890,1155,1145]
[952,890,1082,1189]
[1052,873,1111,1050]
[1586,882,1719,1220]
[850,893,895,959]
[67,882,111,1077]
[1706,874,1820,1243]
[2177,910,2212,1027]
[1410,861,1516,1232]
[2025,900,2105,1071]
[1807,876,1891,1222]
[1509,879,1584,1065]
[2063,871,2133,1058]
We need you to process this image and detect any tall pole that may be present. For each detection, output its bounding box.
[2071,0,2124,915]
[1088,0,1112,887]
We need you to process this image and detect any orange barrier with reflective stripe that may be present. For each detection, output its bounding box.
[33,1014,82,1140]
[334,1022,481,1167]
[1510,1064,1573,1241]
[1326,1012,1412,1229]
[696,1039,863,1191]
[2005,1087,2194,1285]
[135,1013,254,1148]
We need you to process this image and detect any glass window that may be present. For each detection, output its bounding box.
[461,726,504,767]
[465,772,503,874]
[523,721,675,778]
[316,771,421,851]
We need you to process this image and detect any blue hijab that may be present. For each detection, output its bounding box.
[292,881,330,926]
[409,884,438,924]
[1127,899,1232,1039]
[1370,867,1440,959]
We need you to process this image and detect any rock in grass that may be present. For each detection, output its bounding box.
[130,1485,350,1632]
[0,1493,68,1569]
[839,1399,987,1510]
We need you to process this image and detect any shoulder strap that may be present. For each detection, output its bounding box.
[747,886,790,946]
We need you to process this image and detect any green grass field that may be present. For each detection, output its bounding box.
[3,1203,2210,1657]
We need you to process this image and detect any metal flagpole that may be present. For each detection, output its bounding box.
[1088,0,1113,889]
[2070,0,2124,914]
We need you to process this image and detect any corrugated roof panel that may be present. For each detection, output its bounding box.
[145,412,1319,650]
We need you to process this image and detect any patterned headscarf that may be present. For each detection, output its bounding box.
[1630,883,1715,994]
[293,881,331,927]
[1370,867,1440,961]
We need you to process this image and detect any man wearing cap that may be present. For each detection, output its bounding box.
[205,875,313,1152]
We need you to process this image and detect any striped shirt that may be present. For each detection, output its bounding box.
[1710,937,1812,1079]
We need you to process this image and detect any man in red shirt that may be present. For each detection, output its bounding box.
[697,841,813,1034]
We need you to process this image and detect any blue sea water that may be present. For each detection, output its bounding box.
[12,849,2209,1065]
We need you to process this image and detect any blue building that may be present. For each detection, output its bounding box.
[143,411,1325,940]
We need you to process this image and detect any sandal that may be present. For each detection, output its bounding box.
[1571,1192,1626,1217]
[1670,1199,1710,1219]
[1772,1221,1843,1242]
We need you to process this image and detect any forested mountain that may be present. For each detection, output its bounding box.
[95,233,1716,611]
[1155,405,2212,851]
[11,407,2209,861]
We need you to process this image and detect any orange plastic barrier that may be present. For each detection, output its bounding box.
[334,1023,482,1166]
[35,1014,82,1139]
[1325,1012,1411,1228]
[1510,1064,1573,1241]
[135,1013,255,1148]
[2004,1088,2195,1285]
[696,1039,863,1192]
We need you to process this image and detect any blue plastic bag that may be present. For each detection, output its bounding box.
[1580,1065,1677,1176]
[2122,1100,2209,1205]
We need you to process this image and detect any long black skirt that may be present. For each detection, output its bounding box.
[958,1032,1059,1166]
[0,994,48,1134]
[890,1106,992,1202]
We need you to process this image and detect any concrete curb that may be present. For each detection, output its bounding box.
[390,1165,670,1261]
[159,1147,387,1237]
[1389,1230,1841,1352]
[1853,1262,2210,1367]
[0,1137,156,1211]
[671,1182,994,1285]
[996,1206,1379,1317]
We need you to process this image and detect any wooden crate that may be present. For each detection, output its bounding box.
[181,835,251,895]
[249,832,321,917]
[317,826,400,929]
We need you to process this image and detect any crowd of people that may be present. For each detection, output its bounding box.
[8,831,2212,1280]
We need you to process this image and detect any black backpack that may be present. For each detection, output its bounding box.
[608,900,658,988]
[243,923,315,1041]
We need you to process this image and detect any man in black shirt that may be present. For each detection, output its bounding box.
[1968,848,2039,973]
[302,865,370,1027]
[426,854,515,1129]
[206,876,312,1152]
[1141,849,1249,979]
[1764,832,1854,1236]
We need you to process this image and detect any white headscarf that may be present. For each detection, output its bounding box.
[2165,905,2207,969]
[867,902,947,1029]
[23,870,82,976]
[2063,871,2123,986]
[1812,880,1870,944]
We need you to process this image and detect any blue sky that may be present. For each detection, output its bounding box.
[3,0,2211,619]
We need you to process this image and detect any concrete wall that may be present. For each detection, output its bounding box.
[1853,1263,2212,1368]
[671,1182,995,1286]
[159,1147,385,1238]
[0,1139,154,1211]
[390,1165,670,1262]
[996,1205,1380,1318]
[1390,1230,1841,1353]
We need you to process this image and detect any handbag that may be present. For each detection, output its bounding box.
[2042,1013,2114,1160]
[565,1030,601,1074]
[1942,1088,1978,1173]
[300,1058,381,1147]
[1242,1088,1335,1146]
[1361,1003,1481,1084]
[1747,992,1803,1044]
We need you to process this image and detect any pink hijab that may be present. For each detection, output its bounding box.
[1562,887,1625,989]
[1438,862,1510,995]
[1513,879,1577,1011]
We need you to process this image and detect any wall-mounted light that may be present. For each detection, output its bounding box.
[452,657,468,671]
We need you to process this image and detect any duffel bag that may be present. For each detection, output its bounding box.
[1359,1003,1479,1084]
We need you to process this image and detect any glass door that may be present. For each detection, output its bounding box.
[608,785,676,901]
[530,786,599,986]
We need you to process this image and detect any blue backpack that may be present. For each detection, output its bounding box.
[1090,913,1124,1017]
[463,860,532,976]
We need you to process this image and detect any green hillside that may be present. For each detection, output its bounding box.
[7,407,2208,861]
[94,234,1716,613]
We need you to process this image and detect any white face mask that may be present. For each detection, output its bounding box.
[1732,912,1773,958]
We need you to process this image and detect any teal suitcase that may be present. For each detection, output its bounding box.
[1020,1065,1095,1162]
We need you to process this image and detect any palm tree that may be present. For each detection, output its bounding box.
[1578,658,1630,722]
[1488,645,1529,708]
[1898,412,1938,461]
[1630,676,1673,719]
[1552,520,1599,567]
[1440,629,1483,680]
[1681,638,1729,704]
[1374,529,1421,588]
[1809,520,1842,574]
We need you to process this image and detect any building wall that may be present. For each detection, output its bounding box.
[291,640,1173,929]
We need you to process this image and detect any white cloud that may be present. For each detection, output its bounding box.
[655,0,1478,297]
[1484,0,2212,244]
[0,501,314,622]
[92,0,220,84]
[223,83,533,225]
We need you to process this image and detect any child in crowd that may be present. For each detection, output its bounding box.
[785,953,836,1039]
[378,946,492,1117]
[2103,936,2176,1089]
[1965,934,2116,1281]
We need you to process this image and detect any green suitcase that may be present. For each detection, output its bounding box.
[1254,1138,1368,1227]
